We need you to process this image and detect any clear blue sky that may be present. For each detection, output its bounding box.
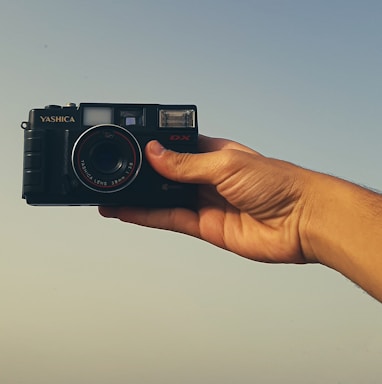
[1,1,382,383]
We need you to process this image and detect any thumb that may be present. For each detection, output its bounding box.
[145,140,249,185]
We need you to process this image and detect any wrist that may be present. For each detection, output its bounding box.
[298,171,341,263]
[299,170,382,301]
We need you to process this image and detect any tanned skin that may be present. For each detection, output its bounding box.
[100,136,382,303]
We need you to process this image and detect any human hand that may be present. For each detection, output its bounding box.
[99,135,314,264]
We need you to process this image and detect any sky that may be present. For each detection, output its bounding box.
[1,0,382,383]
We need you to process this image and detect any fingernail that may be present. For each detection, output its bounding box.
[149,140,166,156]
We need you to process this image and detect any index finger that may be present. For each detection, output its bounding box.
[98,206,201,238]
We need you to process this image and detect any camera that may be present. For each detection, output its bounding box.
[21,103,198,207]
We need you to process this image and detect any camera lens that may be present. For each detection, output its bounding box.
[90,142,123,174]
[72,125,142,193]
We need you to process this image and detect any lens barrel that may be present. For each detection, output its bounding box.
[72,124,142,193]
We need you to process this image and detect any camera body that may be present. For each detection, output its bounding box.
[21,103,198,207]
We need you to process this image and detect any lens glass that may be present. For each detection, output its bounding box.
[72,125,142,193]
[90,142,122,174]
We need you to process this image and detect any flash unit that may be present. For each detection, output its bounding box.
[159,109,195,128]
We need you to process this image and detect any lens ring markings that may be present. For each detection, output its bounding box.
[72,124,142,193]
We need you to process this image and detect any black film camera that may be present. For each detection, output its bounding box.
[21,103,198,207]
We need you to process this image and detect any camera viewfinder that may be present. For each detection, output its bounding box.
[83,107,113,126]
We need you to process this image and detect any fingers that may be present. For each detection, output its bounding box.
[145,139,258,186]
[99,206,201,237]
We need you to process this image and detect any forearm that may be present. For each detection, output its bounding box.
[301,171,382,302]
